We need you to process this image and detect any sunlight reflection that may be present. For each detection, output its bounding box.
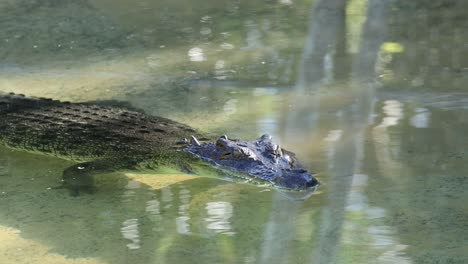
[162,187,173,209]
[245,20,261,49]
[323,52,334,84]
[372,99,404,174]
[176,188,192,235]
[378,100,403,128]
[188,47,206,62]
[120,219,140,250]
[279,0,293,6]
[323,129,342,142]
[145,199,160,215]
[122,180,141,201]
[410,107,431,128]
[215,60,228,80]
[220,43,235,50]
[205,201,235,236]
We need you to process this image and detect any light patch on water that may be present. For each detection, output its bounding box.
[323,52,334,84]
[324,129,344,169]
[161,187,173,203]
[121,219,140,250]
[126,180,141,189]
[121,180,142,200]
[200,15,211,23]
[244,20,261,49]
[252,87,278,96]
[145,199,160,215]
[377,244,412,264]
[346,192,367,212]
[378,100,403,127]
[411,76,424,87]
[188,47,206,62]
[381,42,405,53]
[215,59,229,80]
[176,216,191,234]
[350,173,368,187]
[410,107,431,128]
[200,27,212,35]
[176,188,192,234]
[365,207,386,219]
[146,53,161,68]
[215,60,225,70]
[372,99,405,174]
[279,0,293,5]
[223,98,238,115]
[220,42,235,50]
[205,201,235,236]
[323,129,342,142]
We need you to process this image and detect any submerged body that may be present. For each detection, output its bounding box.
[0,92,318,195]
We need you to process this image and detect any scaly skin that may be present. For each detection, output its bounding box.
[0,92,318,196]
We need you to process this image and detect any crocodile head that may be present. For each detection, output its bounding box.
[184,134,319,192]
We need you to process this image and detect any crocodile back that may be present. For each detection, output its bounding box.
[0,93,197,161]
[0,92,62,113]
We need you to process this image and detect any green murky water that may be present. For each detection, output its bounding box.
[1,0,467,263]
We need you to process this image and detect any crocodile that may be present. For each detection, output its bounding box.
[0,92,319,196]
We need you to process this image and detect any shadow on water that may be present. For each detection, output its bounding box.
[0,0,468,263]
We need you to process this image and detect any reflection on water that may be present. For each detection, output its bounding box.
[205,201,235,236]
[0,0,468,263]
[176,188,192,235]
[121,218,140,250]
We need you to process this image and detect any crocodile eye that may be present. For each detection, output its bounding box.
[216,141,224,149]
[215,138,228,150]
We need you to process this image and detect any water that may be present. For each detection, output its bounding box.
[0,0,467,263]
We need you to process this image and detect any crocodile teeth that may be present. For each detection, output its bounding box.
[190,135,201,146]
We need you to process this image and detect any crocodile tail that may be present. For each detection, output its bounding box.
[0,92,62,113]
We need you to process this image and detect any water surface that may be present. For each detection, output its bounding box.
[0,0,467,263]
